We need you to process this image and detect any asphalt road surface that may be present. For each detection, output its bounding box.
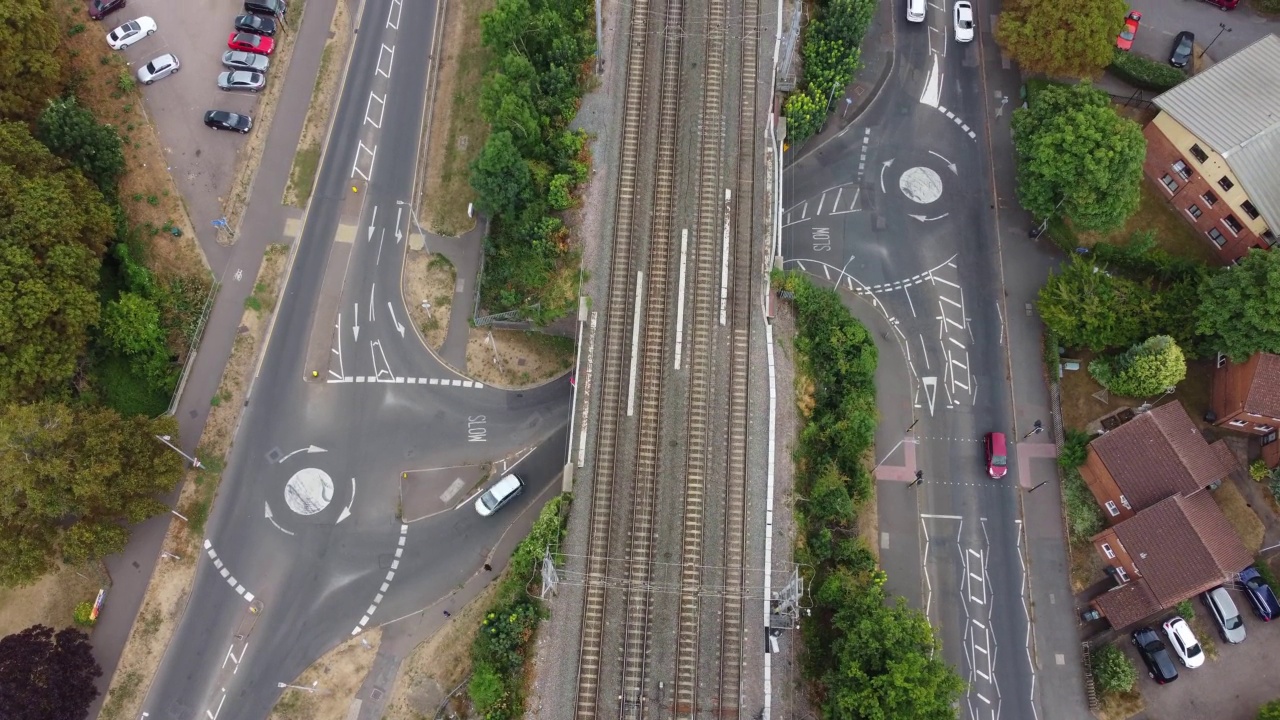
[783,3,1039,719]
[137,0,571,716]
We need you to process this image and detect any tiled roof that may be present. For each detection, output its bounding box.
[1245,354,1280,419]
[1090,402,1231,510]
[1093,580,1160,630]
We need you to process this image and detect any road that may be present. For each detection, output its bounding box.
[136,0,571,716]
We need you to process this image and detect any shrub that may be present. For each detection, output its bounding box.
[1174,599,1194,620]
[1092,643,1137,694]
[1064,468,1105,542]
[1250,460,1272,482]
[1108,48,1186,92]
[782,0,877,143]
[1059,429,1091,470]
[1259,699,1280,720]
[1088,335,1186,397]
[72,601,95,627]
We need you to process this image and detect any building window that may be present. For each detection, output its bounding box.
[1217,353,1228,368]
[1190,144,1209,163]
[1242,201,1260,220]
[1187,204,1203,219]
[1119,495,1131,510]
[1224,216,1244,234]
[1219,176,1235,191]
[1264,431,1278,446]
[1202,191,1218,207]
[1229,419,1250,427]
[1102,543,1116,559]
[1208,228,1227,247]
[1264,231,1277,248]
[1257,425,1275,433]
[1116,566,1130,583]
[1172,160,1193,180]
[1161,174,1179,193]
[1105,501,1120,516]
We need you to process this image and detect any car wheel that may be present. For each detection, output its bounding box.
[144,79,153,85]
[252,88,259,93]
[221,87,229,91]
[147,29,154,35]
[1148,671,1154,679]
[239,128,249,134]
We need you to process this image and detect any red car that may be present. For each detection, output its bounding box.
[227,32,273,55]
[1117,11,1142,51]
[984,432,1008,479]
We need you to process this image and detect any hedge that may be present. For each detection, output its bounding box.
[783,0,877,144]
[1108,48,1186,92]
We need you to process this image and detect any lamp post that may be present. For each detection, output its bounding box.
[155,435,202,469]
[1200,23,1231,58]
[277,681,319,693]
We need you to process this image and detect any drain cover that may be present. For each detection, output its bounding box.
[266,447,282,463]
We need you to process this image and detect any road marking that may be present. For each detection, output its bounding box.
[327,376,486,387]
[203,540,259,603]
[364,92,385,128]
[376,43,395,78]
[352,523,409,634]
[385,0,401,28]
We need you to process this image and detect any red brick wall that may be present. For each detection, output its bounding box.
[1143,125,1260,263]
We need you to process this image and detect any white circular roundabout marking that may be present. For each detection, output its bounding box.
[899,166,943,204]
[285,468,335,516]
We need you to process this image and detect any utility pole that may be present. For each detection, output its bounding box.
[1023,420,1044,440]
[1200,23,1231,58]
[155,435,202,469]
[908,470,924,488]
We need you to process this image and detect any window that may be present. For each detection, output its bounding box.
[1217,352,1228,368]
[1202,191,1218,207]
[1190,144,1209,163]
[1208,228,1226,247]
[1219,176,1235,191]
[1264,431,1278,446]
[1229,419,1250,427]
[1102,543,1116,559]
[1115,566,1130,583]
[1105,500,1120,516]
[1172,160,1192,180]
[1264,231,1277,248]
[1187,204,1203,219]
[1224,216,1243,234]
[1161,174,1179,193]
[1119,495,1131,510]
[1242,201,1260,220]
[1257,425,1275,433]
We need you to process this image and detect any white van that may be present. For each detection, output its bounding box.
[907,0,925,22]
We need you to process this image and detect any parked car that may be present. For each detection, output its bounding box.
[203,110,252,133]
[1117,11,1141,52]
[244,0,287,18]
[105,16,155,50]
[233,13,277,37]
[1169,31,1194,68]
[1239,566,1280,621]
[474,474,525,517]
[136,53,179,85]
[87,0,126,21]
[1131,626,1179,684]
[228,32,274,55]
[953,1,974,42]
[1200,0,1237,8]
[1161,617,1204,668]
[221,50,270,73]
[984,432,1008,479]
[1202,585,1247,643]
[217,70,266,93]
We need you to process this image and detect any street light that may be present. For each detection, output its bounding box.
[1200,23,1231,58]
[277,680,318,693]
[155,435,202,469]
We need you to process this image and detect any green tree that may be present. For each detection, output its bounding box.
[36,96,127,196]
[1195,249,1280,360]
[807,460,854,525]
[1012,82,1146,232]
[1261,700,1280,720]
[0,122,114,401]
[470,131,535,219]
[1037,257,1153,351]
[1089,335,1186,397]
[0,0,62,120]
[102,292,165,358]
[1091,643,1137,694]
[0,403,184,586]
[995,0,1125,77]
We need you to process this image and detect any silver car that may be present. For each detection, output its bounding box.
[221,50,269,73]
[136,53,179,85]
[217,70,266,93]
[1202,586,1246,644]
[474,474,525,517]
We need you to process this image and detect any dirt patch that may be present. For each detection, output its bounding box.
[0,562,105,637]
[465,328,574,388]
[97,246,292,720]
[268,629,382,720]
[1058,354,1213,432]
[419,0,494,236]
[404,251,456,351]
[1070,537,1106,592]
[283,0,351,207]
[1213,482,1265,554]
[1096,688,1145,720]
[382,582,501,718]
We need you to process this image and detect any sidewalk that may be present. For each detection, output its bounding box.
[420,223,484,370]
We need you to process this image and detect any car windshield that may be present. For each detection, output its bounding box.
[1184,639,1201,657]
[960,18,973,28]
[146,60,163,73]
[992,454,1007,467]
[1120,28,1135,40]
[1224,613,1242,630]
[480,490,499,511]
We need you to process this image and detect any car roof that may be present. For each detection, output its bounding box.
[1209,586,1238,610]
[490,473,522,497]
[1166,617,1195,643]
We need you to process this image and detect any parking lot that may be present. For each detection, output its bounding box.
[1124,0,1279,64]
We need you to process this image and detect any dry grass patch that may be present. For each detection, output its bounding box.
[269,629,382,720]
[284,0,351,207]
[404,252,456,351]
[1058,354,1213,431]
[1096,688,1145,720]
[1213,482,1265,553]
[0,562,105,637]
[1073,183,1223,266]
[1069,538,1107,592]
[420,0,494,236]
[464,329,574,388]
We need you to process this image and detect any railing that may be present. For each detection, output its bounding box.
[1080,641,1099,711]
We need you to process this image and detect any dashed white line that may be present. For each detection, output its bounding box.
[352,523,409,634]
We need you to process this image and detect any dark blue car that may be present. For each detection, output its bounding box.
[1240,566,1280,621]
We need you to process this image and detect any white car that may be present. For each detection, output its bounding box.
[106,16,156,50]
[221,50,270,73]
[136,53,179,85]
[953,1,975,42]
[1161,617,1204,669]
[474,474,525,517]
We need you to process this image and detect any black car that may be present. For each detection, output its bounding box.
[244,0,286,18]
[203,110,252,134]
[1131,627,1179,684]
[1240,566,1280,621]
[1169,31,1195,68]
[234,14,276,37]
[86,0,126,20]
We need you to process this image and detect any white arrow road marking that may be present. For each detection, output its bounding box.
[908,213,951,222]
[394,207,403,243]
[369,286,376,321]
[928,150,959,175]
[278,445,328,464]
[922,376,938,416]
[337,478,356,523]
[264,502,295,536]
[387,302,405,337]
[353,304,360,342]
[367,206,377,241]
[880,159,894,194]
[920,53,942,108]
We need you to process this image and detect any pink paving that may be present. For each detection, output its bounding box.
[874,437,917,482]
[1015,440,1058,489]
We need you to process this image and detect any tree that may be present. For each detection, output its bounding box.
[0,624,102,720]
[0,403,184,586]
[36,96,127,196]
[1091,643,1136,694]
[101,291,173,390]
[1037,256,1153,351]
[0,0,62,120]
[1012,82,1146,232]
[995,0,1125,77]
[0,122,114,401]
[470,131,535,219]
[1089,335,1186,397]
[1259,699,1280,720]
[1195,249,1280,361]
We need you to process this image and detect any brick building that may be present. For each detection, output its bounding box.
[1210,351,1280,466]
[1143,34,1280,263]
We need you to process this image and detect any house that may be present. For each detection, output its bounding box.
[1078,401,1235,522]
[1210,351,1280,466]
[1142,34,1280,263]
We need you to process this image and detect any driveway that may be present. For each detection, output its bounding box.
[1125,0,1279,63]
[108,0,272,269]
[1124,592,1280,720]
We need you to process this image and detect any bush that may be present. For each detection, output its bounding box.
[1251,460,1272,482]
[1059,429,1091,470]
[1092,643,1137,694]
[1064,468,1105,542]
[1088,335,1186,397]
[783,0,877,144]
[72,601,95,627]
[1260,699,1280,720]
[1108,48,1186,92]
[1174,599,1194,620]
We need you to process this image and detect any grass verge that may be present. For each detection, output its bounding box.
[0,562,105,637]
[283,0,351,207]
[464,329,575,388]
[405,252,456,351]
[1058,183,1223,266]
[268,628,381,720]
